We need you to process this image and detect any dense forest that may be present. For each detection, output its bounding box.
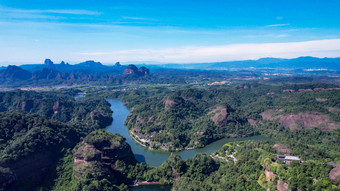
[0,90,114,190]
[104,83,340,151]
[50,129,340,190]
[0,81,339,190]
[0,90,113,133]
[0,112,80,190]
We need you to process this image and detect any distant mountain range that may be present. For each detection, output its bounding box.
[152,56,340,71]
[20,59,125,73]
[0,56,339,87]
[0,59,150,85]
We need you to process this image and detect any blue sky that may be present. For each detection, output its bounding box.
[1,0,340,65]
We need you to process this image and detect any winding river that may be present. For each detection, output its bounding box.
[105,99,267,167]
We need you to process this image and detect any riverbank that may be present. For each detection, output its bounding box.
[106,99,268,167]
[130,129,194,151]
[136,181,161,186]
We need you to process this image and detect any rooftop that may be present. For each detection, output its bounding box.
[284,156,300,161]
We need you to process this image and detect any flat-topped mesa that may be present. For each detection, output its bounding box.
[76,60,104,68]
[123,64,150,76]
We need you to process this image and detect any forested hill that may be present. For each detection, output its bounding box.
[0,112,80,190]
[109,83,340,151]
[0,90,115,190]
[0,90,113,133]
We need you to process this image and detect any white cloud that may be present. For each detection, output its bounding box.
[76,39,340,63]
[247,34,289,38]
[122,16,158,21]
[266,24,290,27]
[0,7,101,16]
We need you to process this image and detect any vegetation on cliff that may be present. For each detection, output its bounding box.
[106,83,340,151]
[0,90,113,191]
[52,130,137,191]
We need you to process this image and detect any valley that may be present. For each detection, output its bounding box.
[2,1,340,190]
[0,59,339,191]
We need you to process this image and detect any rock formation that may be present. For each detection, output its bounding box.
[44,59,54,66]
[138,66,150,76]
[123,64,139,75]
[114,62,121,67]
[123,64,150,76]
[77,60,103,68]
[73,130,136,181]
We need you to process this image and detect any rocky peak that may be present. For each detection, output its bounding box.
[44,59,54,66]
[138,66,150,76]
[60,61,66,66]
[123,64,139,75]
[123,64,150,76]
[114,62,121,67]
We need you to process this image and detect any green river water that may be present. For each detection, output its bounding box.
[105,99,267,190]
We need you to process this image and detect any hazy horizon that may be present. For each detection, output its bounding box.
[1,54,340,67]
[1,0,340,65]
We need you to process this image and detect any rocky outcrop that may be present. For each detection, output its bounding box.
[261,110,340,131]
[73,130,136,181]
[329,163,340,181]
[123,64,150,76]
[164,97,176,109]
[44,59,54,66]
[279,112,340,131]
[73,143,101,180]
[123,64,139,75]
[32,68,62,80]
[16,100,34,112]
[265,170,274,181]
[114,62,121,67]
[44,59,56,70]
[277,180,290,191]
[53,101,60,114]
[138,66,150,76]
[209,107,228,127]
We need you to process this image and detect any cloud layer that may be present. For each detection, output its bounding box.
[77,38,340,63]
